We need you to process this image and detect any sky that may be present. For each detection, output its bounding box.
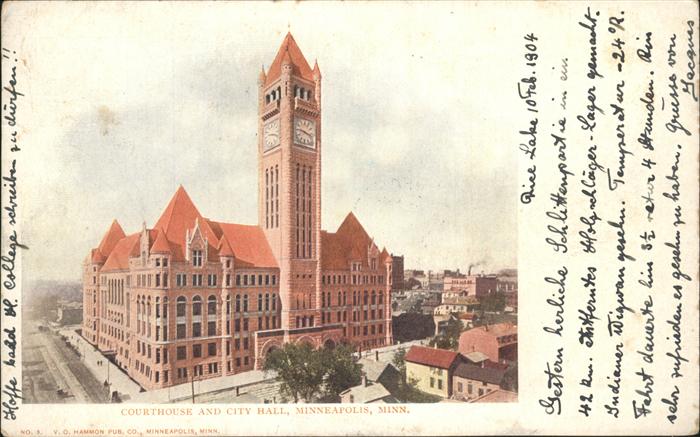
[6,2,518,282]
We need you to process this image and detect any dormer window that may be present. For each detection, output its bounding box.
[192,250,203,267]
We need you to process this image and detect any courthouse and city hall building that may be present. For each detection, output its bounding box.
[81,34,394,390]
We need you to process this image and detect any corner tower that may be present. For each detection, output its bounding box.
[258,33,322,333]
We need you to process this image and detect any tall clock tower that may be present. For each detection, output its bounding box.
[258,33,322,335]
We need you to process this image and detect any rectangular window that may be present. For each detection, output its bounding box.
[193,250,203,267]
[234,319,240,332]
[226,274,231,287]
[438,379,443,390]
[272,275,276,285]
[243,338,249,350]
[208,342,216,356]
[430,377,435,388]
[155,274,161,287]
[164,370,169,383]
[244,275,248,286]
[235,339,240,350]
[177,346,186,360]
[193,344,202,358]
[192,322,201,337]
[243,319,249,331]
[208,321,216,336]
[177,324,186,339]
[458,382,463,392]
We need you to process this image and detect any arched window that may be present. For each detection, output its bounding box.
[226,295,231,315]
[235,295,241,312]
[322,293,325,307]
[243,295,249,312]
[364,291,369,305]
[208,295,217,315]
[371,291,376,305]
[176,296,186,317]
[272,293,277,311]
[192,296,202,316]
[265,293,270,311]
[337,292,341,307]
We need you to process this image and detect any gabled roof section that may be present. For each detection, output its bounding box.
[102,233,140,271]
[150,229,171,254]
[321,212,376,270]
[218,234,235,257]
[215,222,277,268]
[405,345,460,370]
[265,32,314,86]
[154,186,218,260]
[96,219,125,259]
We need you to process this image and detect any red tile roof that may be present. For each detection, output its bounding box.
[150,229,171,254]
[102,233,140,271]
[405,345,460,370]
[215,222,277,268]
[321,212,374,270]
[154,186,218,261]
[92,219,125,262]
[467,323,517,338]
[265,32,314,86]
[218,234,235,257]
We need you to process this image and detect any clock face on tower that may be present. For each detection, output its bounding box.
[263,119,280,151]
[294,117,316,149]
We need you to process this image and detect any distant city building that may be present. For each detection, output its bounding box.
[404,345,461,398]
[390,255,404,291]
[458,323,517,364]
[56,301,83,326]
[443,269,466,279]
[451,361,507,401]
[434,296,480,315]
[443,274,497,298]
[495,271,518,311]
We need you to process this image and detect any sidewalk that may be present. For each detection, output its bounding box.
[128,369,278,403]
[59,328,143,400]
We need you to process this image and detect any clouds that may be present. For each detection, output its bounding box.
[14,2,518,281]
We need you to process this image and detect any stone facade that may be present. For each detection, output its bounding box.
[82,33,393,390]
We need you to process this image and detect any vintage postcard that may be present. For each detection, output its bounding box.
[1,1,698,436]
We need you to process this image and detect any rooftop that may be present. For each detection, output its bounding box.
[405,345,460,370]
[340,381,392,404]
[453,362,507,385]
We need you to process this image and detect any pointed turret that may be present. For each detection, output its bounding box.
[265,32,314,86]
[313,59,321,80]
[259,65,267,85]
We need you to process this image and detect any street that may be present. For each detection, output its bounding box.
[22,322,109,403]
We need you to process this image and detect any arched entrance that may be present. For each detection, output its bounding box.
[323,339,336,350]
